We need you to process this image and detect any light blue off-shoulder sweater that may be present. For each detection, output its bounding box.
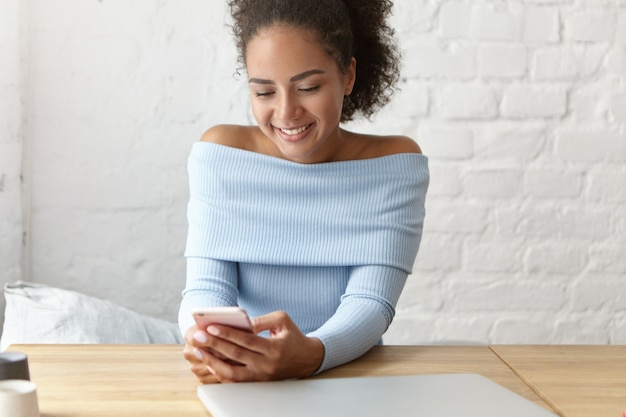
[179,142,429,373]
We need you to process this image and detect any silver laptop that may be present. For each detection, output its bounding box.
[197,373,558,417]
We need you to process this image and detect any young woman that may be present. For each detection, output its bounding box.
[179,0,429,383]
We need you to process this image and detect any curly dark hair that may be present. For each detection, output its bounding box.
[227,0,401,122]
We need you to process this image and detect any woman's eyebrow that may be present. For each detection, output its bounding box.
[290,69,325,82]
[248,69,325,85]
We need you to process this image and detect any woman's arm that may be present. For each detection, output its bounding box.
[178,257,239,336]
[184,263,407,381]
[307,264,408,373]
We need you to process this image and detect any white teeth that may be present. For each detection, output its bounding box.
[280,125,308,135]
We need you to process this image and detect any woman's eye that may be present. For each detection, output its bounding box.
[299,86,320,93]
[255,91,275,98]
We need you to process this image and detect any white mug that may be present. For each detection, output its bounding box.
[0,379,40,417]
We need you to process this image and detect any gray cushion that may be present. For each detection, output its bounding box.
[1,281,182,351]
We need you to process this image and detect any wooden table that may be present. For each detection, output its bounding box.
[8,344,207,417]
[492,345,626,417]
[7,344,553,417]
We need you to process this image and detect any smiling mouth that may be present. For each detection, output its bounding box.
[280,126,307,135]
[277,124,312,135]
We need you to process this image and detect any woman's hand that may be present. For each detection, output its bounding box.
[183,311,324,383]
[182,324,222,384]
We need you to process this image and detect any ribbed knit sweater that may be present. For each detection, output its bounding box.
[179,142,429,373]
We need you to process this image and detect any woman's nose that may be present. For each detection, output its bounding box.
[276,92,302,121]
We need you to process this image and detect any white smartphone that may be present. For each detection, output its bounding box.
[192,306,253,333]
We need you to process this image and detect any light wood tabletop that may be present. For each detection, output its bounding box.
[8,344,208,417]
[491,345,626,417]
[7,344,555,417]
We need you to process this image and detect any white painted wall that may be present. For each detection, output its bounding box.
[1,0,625,344]
[0,0,27,332]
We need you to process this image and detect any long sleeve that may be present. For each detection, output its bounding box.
[178,257,239,335]
[308,265,407,373]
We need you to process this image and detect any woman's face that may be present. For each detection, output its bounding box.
[245,24,356,164]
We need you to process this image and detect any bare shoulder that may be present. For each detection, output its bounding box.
[348,132,422,159]
[199,124,257,150]
[381,135,423,155]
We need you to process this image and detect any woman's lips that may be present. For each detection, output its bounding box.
[275,123,314,142]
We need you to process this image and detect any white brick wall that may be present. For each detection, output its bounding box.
[0,0,624,345]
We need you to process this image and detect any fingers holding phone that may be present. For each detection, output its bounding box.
[185,309,324,382]
[190,307,257,370]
